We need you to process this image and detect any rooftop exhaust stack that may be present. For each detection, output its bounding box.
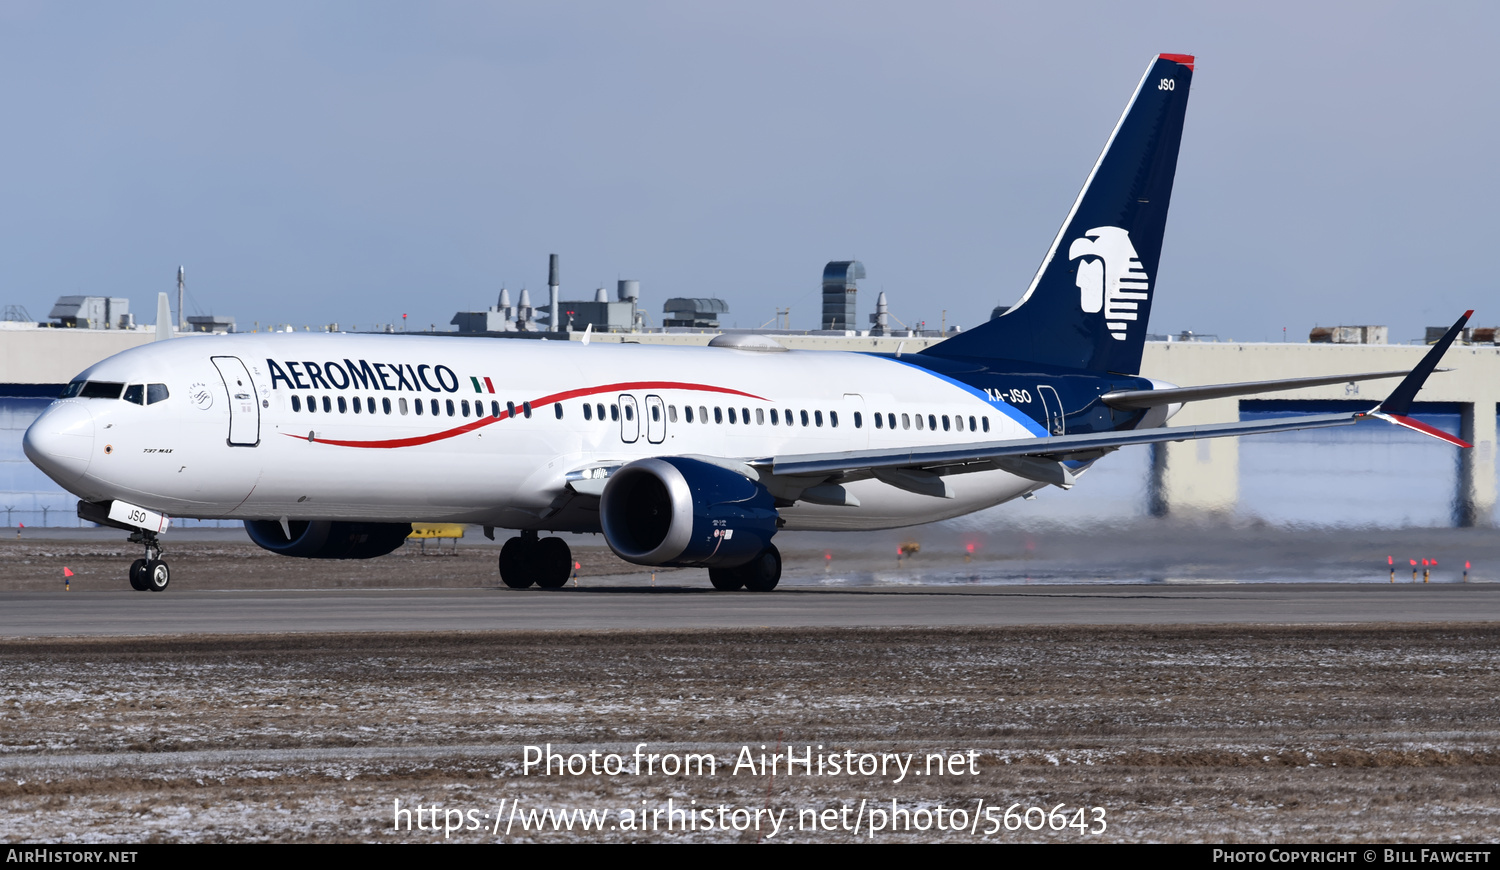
[548,254,560,333]
[869,291,890,336]
[821,260,865,331]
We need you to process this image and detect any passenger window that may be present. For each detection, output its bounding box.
[969,415,977,431]
[555,403,563,420]
[610,404,619,421]
[685,406,694,423]
[928,414,937,430]
[815,410,823,427]
[669,405,678,423]
[460,400,469,417]
[367,397,376,414]
[338,396,348,414]
[430,399,439,416]
[942,415,950,431]
[597,403,605,421]
[308,396,317,413]
[584,403,593,421]
[383,398,392,414]
[492,401,500,418]
[888,413,896,430]
[123,384,145,404]
[444,399,453,416]
[769,409,778,425]
[147,384,170,405]
[292,395,302,412]
[955,415,964,431]
[651,405,660,422]
[853,412,861,428]
[902,413,911,430]
[800,410,809,426]
[699,406,708,423]
[414,398,422,415]
[507,401,517,418]
[785,409,793,426]
[714,407,723,424]
[983,417,990,432]
[323,396,332,413]
[755,408,764,425]
[399,398,408,415]
[742,407,750,423]
[728,408,737,424]
[353,396,362,414]
[874,413,883,429]
[830,411,839,428]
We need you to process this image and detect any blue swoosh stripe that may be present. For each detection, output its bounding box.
[883,357,1048,438]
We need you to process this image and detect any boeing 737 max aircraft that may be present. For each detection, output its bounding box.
[22,54,1472,593]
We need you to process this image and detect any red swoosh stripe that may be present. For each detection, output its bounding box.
[283,381,767,449]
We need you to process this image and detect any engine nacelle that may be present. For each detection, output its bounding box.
[244,520,412,559]
[600,457,778,568]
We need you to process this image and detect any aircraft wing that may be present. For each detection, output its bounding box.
[766,312,1473,488]
[1099,370,1417,409]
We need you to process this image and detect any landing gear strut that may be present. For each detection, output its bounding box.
[498,531,572,590]
[126,530,170,593]
[707,544,781,592]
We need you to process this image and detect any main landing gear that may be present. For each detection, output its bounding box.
[499,531,572,589]
[707,544,781,592]
[126,530,170,593]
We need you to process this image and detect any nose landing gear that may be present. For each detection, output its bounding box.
[498,531,572,589]
[127,531,170,592]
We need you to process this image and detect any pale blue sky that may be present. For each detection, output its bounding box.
[0,2,1493,340]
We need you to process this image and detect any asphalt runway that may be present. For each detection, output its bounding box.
[4,582,1499,636]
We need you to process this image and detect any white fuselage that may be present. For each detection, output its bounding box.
[25,333,1059,532]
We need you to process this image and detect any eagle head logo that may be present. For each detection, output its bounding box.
[1069,226,1150,341]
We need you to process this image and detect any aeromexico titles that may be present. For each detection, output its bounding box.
[23,53,1472,595]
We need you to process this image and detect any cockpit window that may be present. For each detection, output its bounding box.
[147,384,169,404]
[79,381,125,399]
[59,381,84,399]
[123,384,145,404]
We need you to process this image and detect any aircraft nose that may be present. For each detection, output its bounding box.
[23,402,95,487]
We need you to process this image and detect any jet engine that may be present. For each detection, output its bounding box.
[599,457,778,568]
[244,520,413,559]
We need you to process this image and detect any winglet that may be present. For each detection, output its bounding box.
[1368,310,1472,448]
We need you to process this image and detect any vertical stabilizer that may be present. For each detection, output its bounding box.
[925,53,1195,374]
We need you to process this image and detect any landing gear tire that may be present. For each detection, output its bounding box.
[708,568,744,591]
[499,537,535,589]
[534,537,572,589]
[144,560,170,592]
[128,559,150,592]
[740,544,781,592]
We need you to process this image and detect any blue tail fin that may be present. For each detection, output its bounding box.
[926,53,1195,374]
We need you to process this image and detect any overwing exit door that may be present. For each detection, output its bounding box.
[619,394,640,443]
[645,395,666,443]
[212,356,261,447]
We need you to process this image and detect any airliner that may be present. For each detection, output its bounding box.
[22,54,1471,593]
